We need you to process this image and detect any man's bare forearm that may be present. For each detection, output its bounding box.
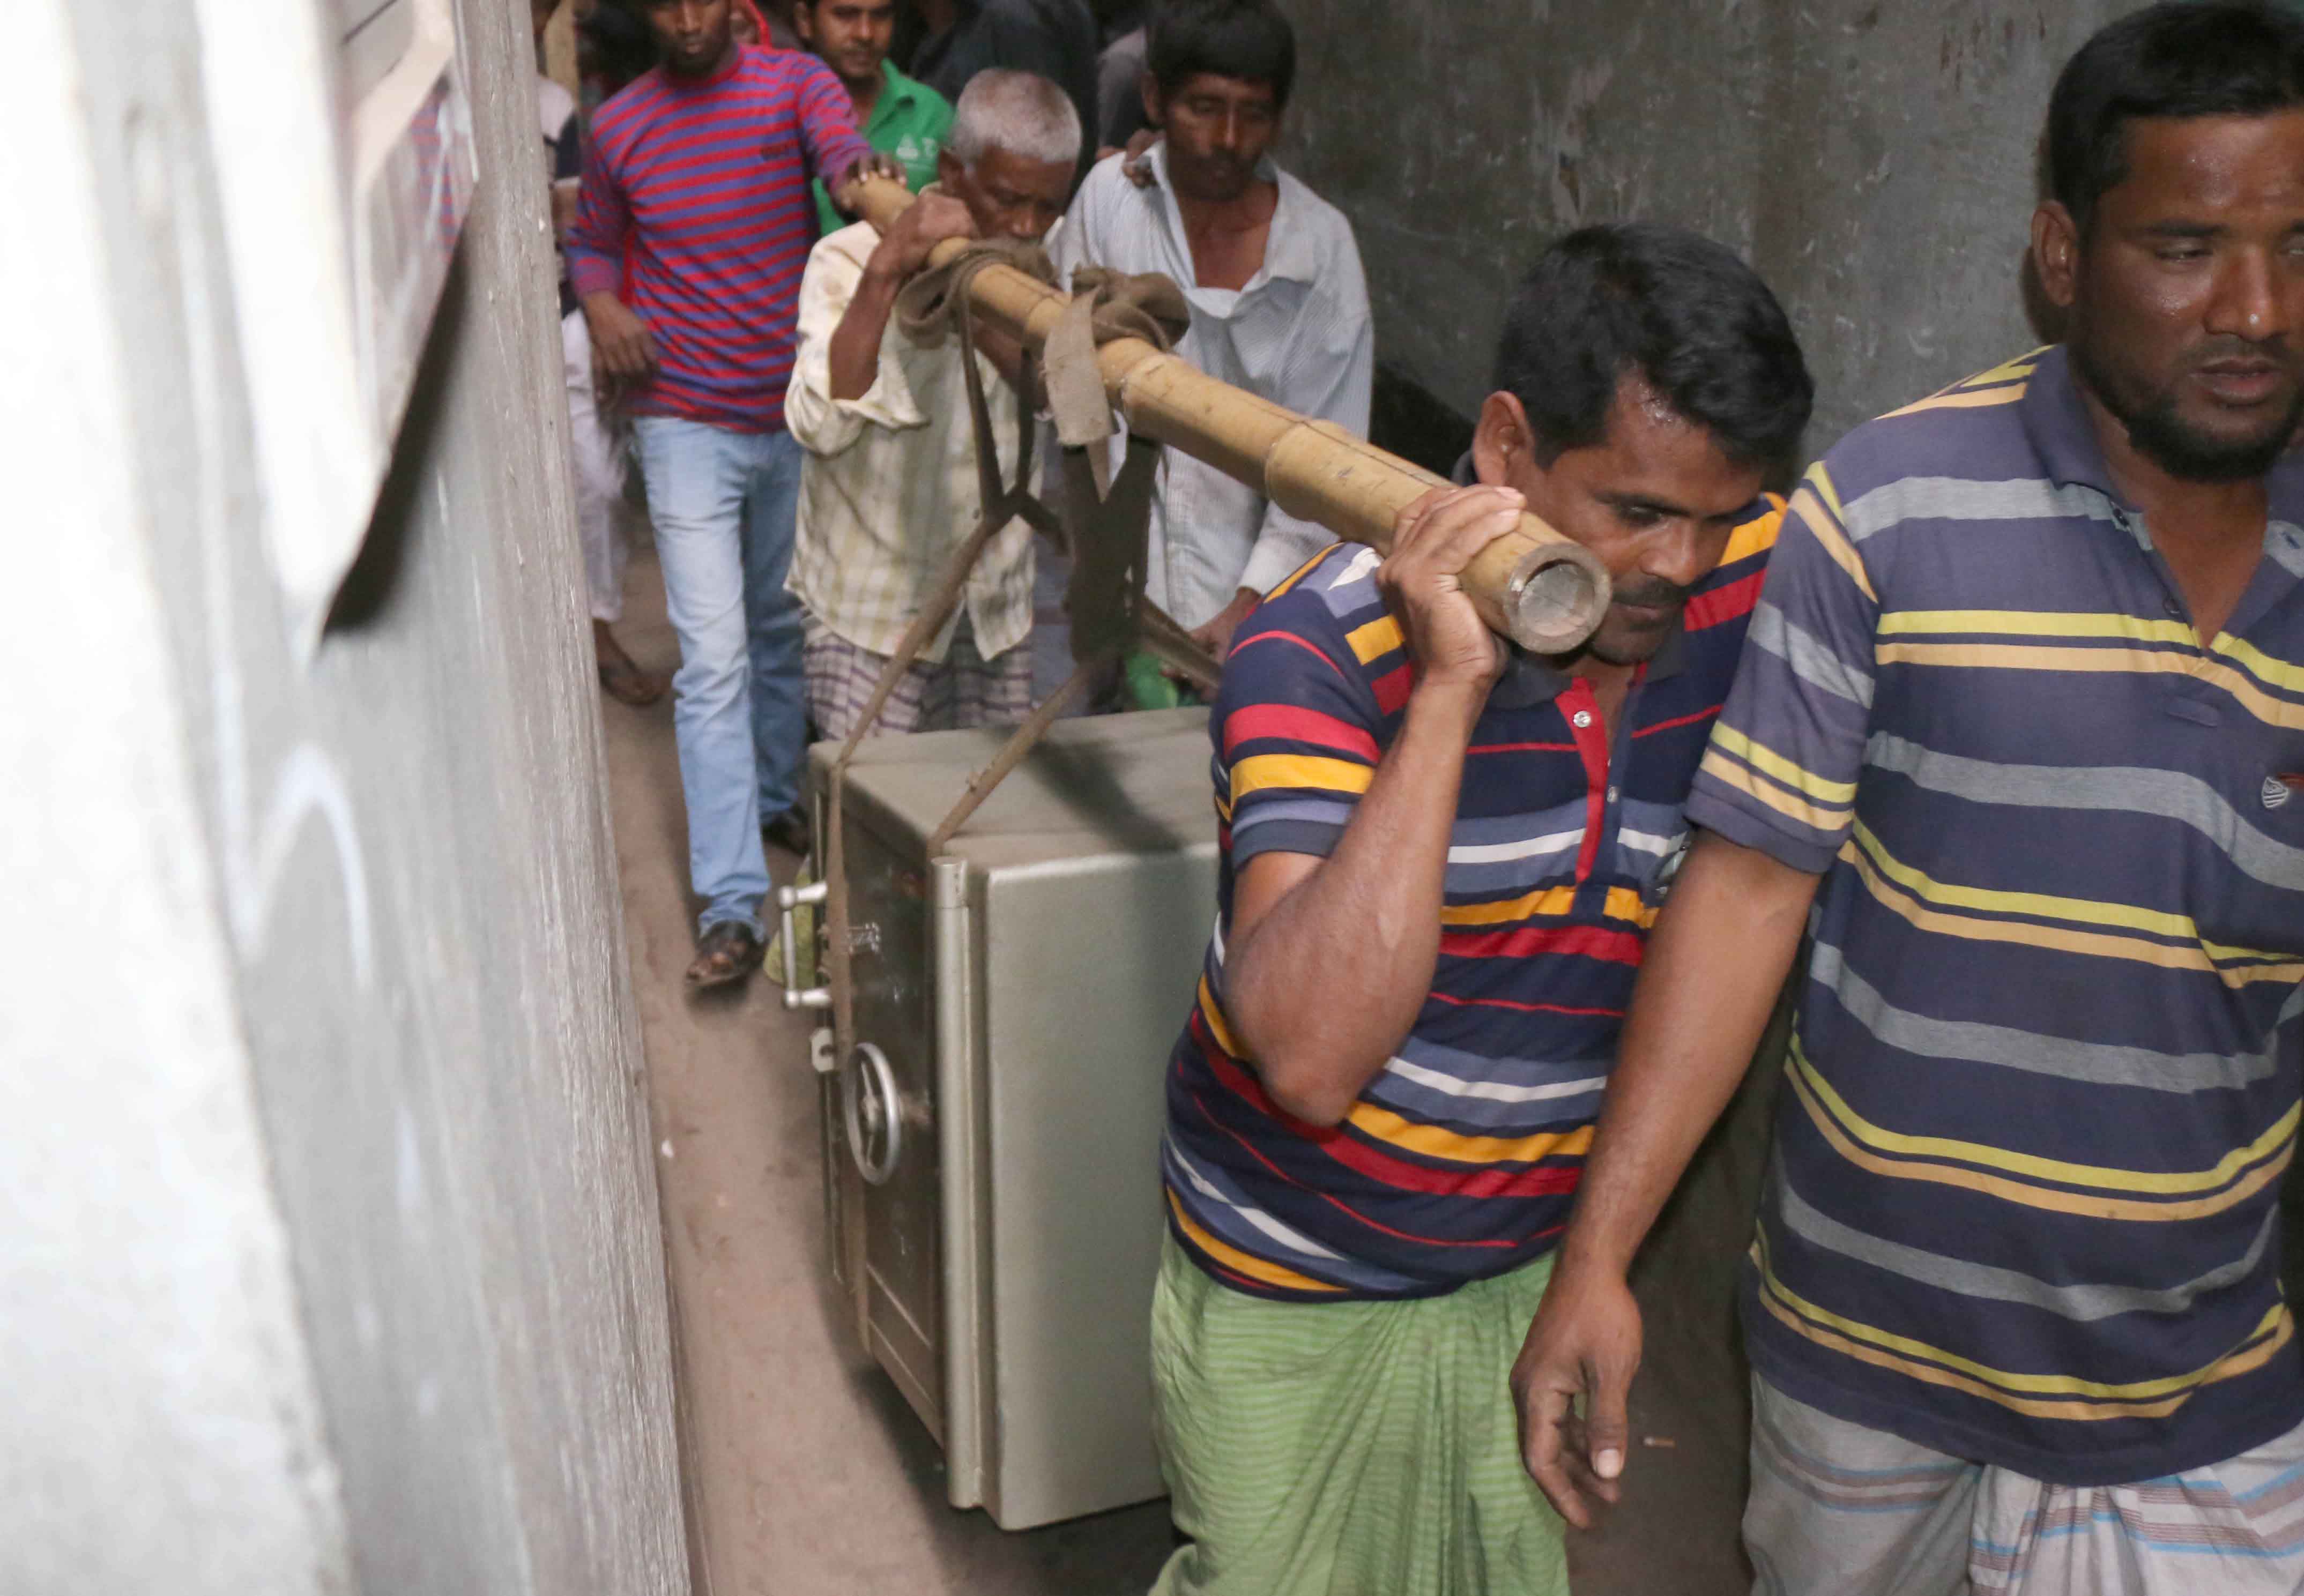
[828,267,904,400]
[1556,830,1819,1278]
[1227,680,1485,1125]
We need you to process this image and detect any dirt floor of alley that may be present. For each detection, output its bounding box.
[599,538,1750,1594]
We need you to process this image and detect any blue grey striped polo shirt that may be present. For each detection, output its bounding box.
[1688,345,2304,1484]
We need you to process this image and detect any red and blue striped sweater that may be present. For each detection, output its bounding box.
[567,45,871,434]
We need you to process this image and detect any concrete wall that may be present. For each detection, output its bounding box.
[5,1,686,1592]
[1283,0,2139,451]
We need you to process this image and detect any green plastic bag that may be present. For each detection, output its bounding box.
[1124,648,1206,711]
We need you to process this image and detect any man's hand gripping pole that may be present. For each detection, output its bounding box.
[836,173,1612,655]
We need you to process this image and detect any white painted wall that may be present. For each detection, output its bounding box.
[0,2,687,1591]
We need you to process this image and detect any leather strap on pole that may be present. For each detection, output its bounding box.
[823,295,1047,1065]
[900,240,1188,501]
[1060,434,1161,666]
[1043,266,1189,500]
[892,237,1056,344]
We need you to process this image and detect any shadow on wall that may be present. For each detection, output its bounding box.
[326,251,470,635]
[1369,362,1477,479]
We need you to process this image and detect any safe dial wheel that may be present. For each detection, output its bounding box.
[842,1043,903,1187]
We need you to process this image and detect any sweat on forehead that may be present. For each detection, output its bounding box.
[2046,0,2304,232]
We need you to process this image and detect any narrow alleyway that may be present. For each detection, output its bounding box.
[600,540,1748,1594]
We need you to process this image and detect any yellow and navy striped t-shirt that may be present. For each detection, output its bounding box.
[1689,345,2304,1486]
[1163,504,1781,1301]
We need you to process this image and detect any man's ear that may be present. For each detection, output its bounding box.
[935,147,964,191]
[2032,200,2082,313]
[790,0,813,43]
[1140,71,1163,129]
[1473,390,1540,491]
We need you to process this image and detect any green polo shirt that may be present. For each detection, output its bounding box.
[812,60,953,235]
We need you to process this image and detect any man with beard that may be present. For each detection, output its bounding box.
[568,0,888,987]
[1148,225,1811,1595]
[1514,4,2304,1590]
[797,0,955,236]
[1051,0,1370,689]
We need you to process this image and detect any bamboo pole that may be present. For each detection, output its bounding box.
[838,176,1612,655]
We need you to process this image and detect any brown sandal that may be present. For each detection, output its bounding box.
[686,921,764,989]
[594,621,667,707]
[598,655,667,707]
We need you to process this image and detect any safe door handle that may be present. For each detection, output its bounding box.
[777,879,830,1010]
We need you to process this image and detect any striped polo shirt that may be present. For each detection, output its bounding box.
[1691,345,2304,1485]
[1163,502,1783,1301]
[566,45,871,434]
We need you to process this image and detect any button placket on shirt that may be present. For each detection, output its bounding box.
[1558,674,1646,909]
[2119,505,2229,727]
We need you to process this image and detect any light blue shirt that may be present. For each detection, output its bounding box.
[1050,143,1374,630]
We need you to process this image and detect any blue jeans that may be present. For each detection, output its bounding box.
[632,417,808,936]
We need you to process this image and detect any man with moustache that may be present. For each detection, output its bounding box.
[786,71,1079,736]
[1147,225,1811,1595]
[796,0,955,236]
[1051,0,1371,686]
[1515,4,2304,1590]
[568,0,890,987]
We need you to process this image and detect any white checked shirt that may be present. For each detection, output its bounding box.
[1050,143,1373,630]
[785,218,1035,663]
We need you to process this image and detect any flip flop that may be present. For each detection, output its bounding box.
[599,655,667,707]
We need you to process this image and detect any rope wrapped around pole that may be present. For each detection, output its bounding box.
[835,174,1613,656]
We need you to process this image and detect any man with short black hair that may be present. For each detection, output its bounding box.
[1517,5,2304,1590]
[567,0,888,988]
[796,0,955,236]
[1092,1,1152,154]
[911,0,1099,181]
[1052,0,1371,687]
[786,71,1079,737]
[1150,224,1811,1596]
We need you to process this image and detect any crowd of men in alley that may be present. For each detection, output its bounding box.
[532,1,2304,1592]
[532,0,1355,985]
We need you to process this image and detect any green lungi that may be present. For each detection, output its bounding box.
[1149,1234,1570,1596]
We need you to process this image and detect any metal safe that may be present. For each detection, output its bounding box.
[789,707,1218,1530]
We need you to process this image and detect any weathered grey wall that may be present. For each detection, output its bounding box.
[1282,0,2139,448]
[6,0,687,1591]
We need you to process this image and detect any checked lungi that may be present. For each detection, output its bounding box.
[1746,1374,2304,1594]
[802,613,1033,742]
[1149,1234,1571,1596]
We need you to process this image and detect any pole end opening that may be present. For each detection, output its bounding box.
[1506,547,1612,655]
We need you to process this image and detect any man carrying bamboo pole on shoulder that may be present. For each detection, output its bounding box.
[1051,0,1371,699]
[785,71,1079,739]
[1148,227,1812,1596]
